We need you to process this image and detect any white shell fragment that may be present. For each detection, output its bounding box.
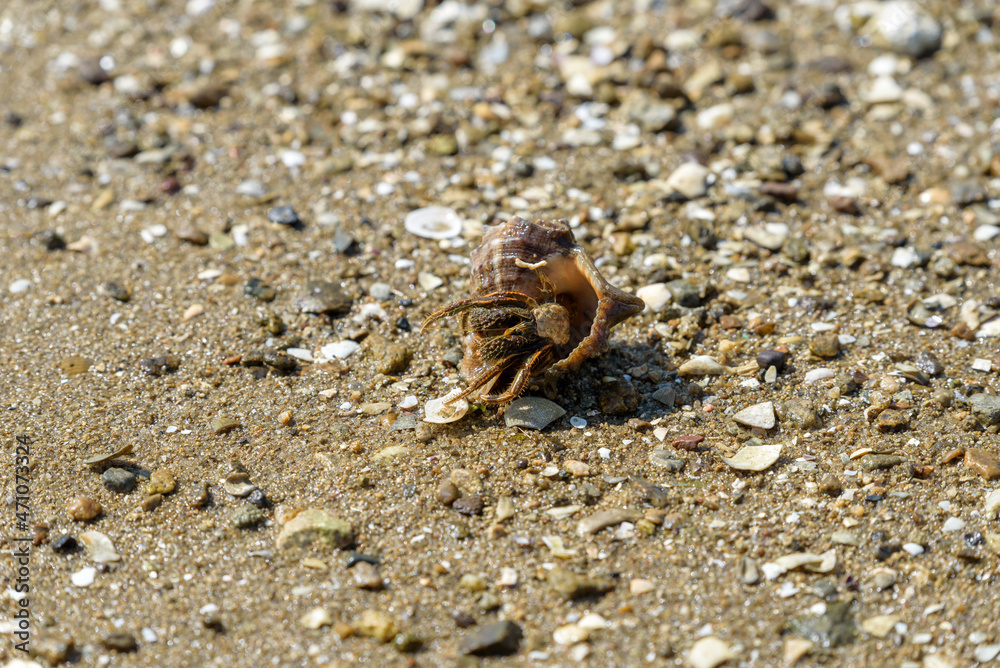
[504,396,566,430]
[424,388,470,423]
[404,206,463,240]
[687,636,736,668]
[732,401,776,430]
[721,443,783,472]
[985,488,1000,521]
[678,355,728,377]
[72,567,97,587]
[79,531,121,563]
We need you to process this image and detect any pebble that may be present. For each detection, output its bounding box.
[968,394,1000,426]
[52,535,78,553]
[352,562,384,589]
[9,278,32,294]
[102,467,136,493]
[66,496,102,521]
[141,494,163,512]
[71,567,97,587]
[59,355,93,376]
[666,279,702,307]
[975,645,1000,663]
[553,624,590,645]
[211,417,242,434]
[276,509,353,550]
[739,557,760,585]
[547,566,614,600]
[732,401,776,429]
[104,281,131,302]
[695,102,735,131]
[665,162,711,199]
[300,607,333,630]
[756,349,787,373]
[788,600,856,648]
[870,1,942,58]
[687,636,736,668]
[577,509,642,536]
[267,205,300,226]
[453,496,485,516]
[404,206,462,240]
[140,354,181,376]
[810,333,840,358]
[985,489,1000,521]
[649,449,686,472]
[298,281,352,315]
[365,335,412,374]
[804,368,835,383]
[859,454,907,471]
[636,283,671,312]
[436,481,460,506]
[678,355,726,377]
[321,340,360,360]
[459,620,523,656]
[231,504,265,529]
[964,447,1000,481]
[147,469,176,495]
[79,530,121,563]
[942,517,966,533]
[102,632,137,653]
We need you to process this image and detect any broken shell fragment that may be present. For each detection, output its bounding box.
[424,388,470,423]
[721,443,783,471]
[221,472,259,498]
[83,443,134,465]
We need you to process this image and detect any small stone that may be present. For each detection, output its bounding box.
[756,349,787,373]
[102,467,136,494]
[687,636,736,668]
[739,557,760,584]
[858,454,907,471]
[175,225,209,245]
[453,496,485,516]
[104,281,131,302]
[788,600,856,648]
[298,280,352,315]
[79,530,121,563]
[678,355,726,377]
[943,517,966,532]
[810,333,840,358]
[102,632,137,653]
[968,394,1000,427]
[140,354,180,376]
[721,443,782,471]
[985,489,1000,520]
[300,607,333,630]
[394,632,423,653]
[267,205,300,226]
[276,509,354,550]
[547,566,614,600]
[459,620,523,656]
[437,481,460,506]
[637,283,672,312]
[141,494,163,512]
[147,469,176,495]
[553,624,590,645]
[964,448,1000,481]
[353,562,384,589]
[232,504,265,529]
[577,509,642,536]
[598,378,639,415]
[649,449,686,472]
[732,401,776,430]
[504,397,566,430]
[665,162,711,200]
[365,335,412,374]
[564,460,590,477]
[652,386,677,407]
[182,303,204,321]
[869,1,942,58]
[244,278,277,302]
[780,399,823,429]
[875,409,910,432]
[66,496,102,521]
[52,534,79,553]
[356,610,398,643]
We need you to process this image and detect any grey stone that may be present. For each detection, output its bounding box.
[102,467,136,494]
[459,620,523,656]
[969,393,1000,426]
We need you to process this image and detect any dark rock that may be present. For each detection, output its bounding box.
[459,620,523,656]
[104,281,131,302]
[346,552,380,568]
[665,280,701,307]
[102,632,138,653]
[598,378,639,415]
[298,280,352,315]
[102,467,137,494]
[263,350,296,372]
[36,230,67,250]
[52,534,79,553]
[244,278,277,302]
[756,349,787,373]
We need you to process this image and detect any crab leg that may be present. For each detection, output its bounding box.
[420,292,536,332]
[480,347,554,404]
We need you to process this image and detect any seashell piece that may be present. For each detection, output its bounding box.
[721,442,783,471]
[422,217,644,404]
[221,472,258,497]
[83,443,134,465]
[404,206,463,240]
[424,388,470,423]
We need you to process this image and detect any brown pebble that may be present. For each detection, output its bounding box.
[175,225,209,245]
[672,434,704,451]
[875,408,910,432]
[941,447,966,464]
[453,496,485,516]
[352,561,384,590]
[66,496,102,522]
[564,460,590,477]
[964,447,1000,481]
[436,481,460,506]
[818,474,842,496]
[148,469,177,495]
[719,315,743,330]
[828,195,860,215]
[141,493,164,512]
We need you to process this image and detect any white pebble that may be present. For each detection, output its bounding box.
[665,162,711,200]
[804,368,835,383]
[974,224,1000,242]
[636,283,671,313]
[9,279,32,294]
[404,206,462,240]
[972,358,993,372]
[321,341,360,359]
[72,567,97,587]
[417,272,444,291]
[598,447,611,460]
[569,416,587,429]
[902,543,924,556]
[280,150,306,169]
[398,395,418,409]
[695,103,734,131]
[942,517,966,532]
[975,645,1000,663]
[141,628,158,643]
[285,348,314,362]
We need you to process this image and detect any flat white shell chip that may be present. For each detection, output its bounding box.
[79,530,121,563]
[424,388,470,423]
[732,401,776,429]
[404,206,462,240]
[721,443,783,471]
[504,397,566,430]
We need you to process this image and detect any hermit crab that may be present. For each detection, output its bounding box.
[422,216,645,406]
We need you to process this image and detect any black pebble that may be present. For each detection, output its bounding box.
[756,349,787,373]
[52,535,78,553]
[346,552,380,568]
